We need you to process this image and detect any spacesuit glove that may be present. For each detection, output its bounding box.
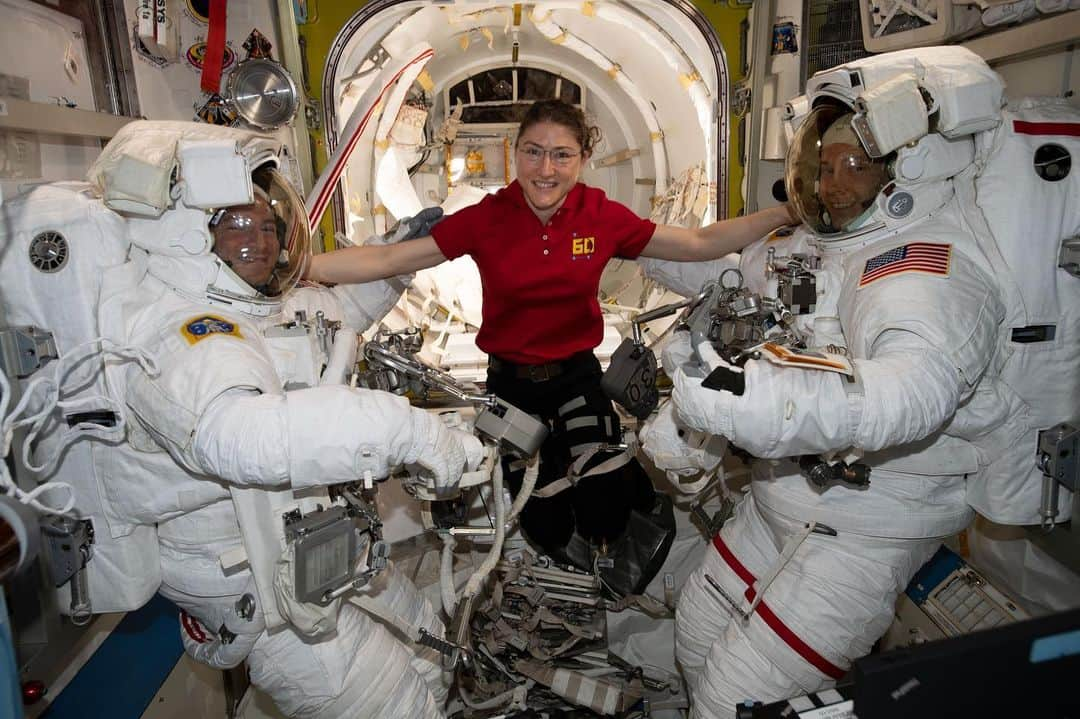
[641,399,727,489]
[376,206,445,245]
[660,330,694,377]
[403,409,471,500]
[675,349,857,458]
[461,432,485,471]
[671,357,741,441]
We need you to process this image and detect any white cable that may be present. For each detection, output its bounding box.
[0,368,23,511]
[440,532,458,617]
[506,452,539,526]
[0,337,157,516]
[460,446,505,602]
[441,449,537,645]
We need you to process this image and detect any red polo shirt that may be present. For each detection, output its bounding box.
[431,181,656,364]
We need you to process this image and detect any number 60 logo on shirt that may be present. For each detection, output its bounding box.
[572,236,595,256]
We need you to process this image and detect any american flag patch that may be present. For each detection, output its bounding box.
[858,242,951,288]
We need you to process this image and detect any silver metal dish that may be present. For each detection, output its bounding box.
[225,58,300,130]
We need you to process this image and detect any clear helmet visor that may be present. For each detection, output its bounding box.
[209,166,309,297]
[785,104,890,236]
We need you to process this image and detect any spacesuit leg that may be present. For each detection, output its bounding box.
[361,561,450,705]
[679,493,941,719]
[246,600,444,719]
[675,546,733,694]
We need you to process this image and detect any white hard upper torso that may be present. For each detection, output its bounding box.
[733,200,1004,537]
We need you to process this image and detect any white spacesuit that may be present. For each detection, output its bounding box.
[81,121,479,718]
[642,47,1014,717]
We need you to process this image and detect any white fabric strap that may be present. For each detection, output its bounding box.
[558,395,588,415]
[564,416,599,431]
[673,468,719,497]
[531,477,574,499]
[747,521,816,616]
[531,441,635,499]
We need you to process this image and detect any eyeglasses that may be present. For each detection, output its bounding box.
[517,145,581,167]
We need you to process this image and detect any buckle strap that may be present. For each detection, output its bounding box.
[521,362,563,382]
[489,356,569,382]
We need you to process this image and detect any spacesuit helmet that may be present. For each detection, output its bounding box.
[784,48,1007,242]
[785,101,891,236]
[207,164,309,301]
[86,120,311,316]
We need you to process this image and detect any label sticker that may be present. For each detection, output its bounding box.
[798,699,855,718]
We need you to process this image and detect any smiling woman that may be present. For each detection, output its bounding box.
[305,97,793,586]
[510,100,597,223]
[817,114,890,230]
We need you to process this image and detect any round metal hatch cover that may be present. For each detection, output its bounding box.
[225,58,300,131]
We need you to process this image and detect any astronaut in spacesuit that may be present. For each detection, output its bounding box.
[641,47,1012,717]
[89,121,480,718]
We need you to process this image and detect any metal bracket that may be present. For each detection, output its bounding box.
[0,326,58,378]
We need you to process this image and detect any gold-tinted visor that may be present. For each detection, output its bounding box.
[784,104,888,235]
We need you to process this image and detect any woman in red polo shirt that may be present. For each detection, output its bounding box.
[307,99,792,588]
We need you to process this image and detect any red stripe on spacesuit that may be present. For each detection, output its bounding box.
[181,611,208,644]
[1012,120,1080,137]
[712,534,846,680]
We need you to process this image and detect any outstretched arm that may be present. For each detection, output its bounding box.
[672,330,966,459]
[306,235,449,285]
[191,385,478,493]
[640,205,794,262]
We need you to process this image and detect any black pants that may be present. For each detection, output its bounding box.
[486,352,655,557]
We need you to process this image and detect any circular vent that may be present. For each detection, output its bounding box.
[1034,143,1071,182]
[28,231,69,273]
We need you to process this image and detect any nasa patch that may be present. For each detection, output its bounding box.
[181,315,243,345]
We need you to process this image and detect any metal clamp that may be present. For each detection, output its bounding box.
[0,326,58,378]
[703,573,750,621]
[1037,423,1080,530]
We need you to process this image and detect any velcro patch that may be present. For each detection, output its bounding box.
[858,242,951,288]
[181,314,243,345]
